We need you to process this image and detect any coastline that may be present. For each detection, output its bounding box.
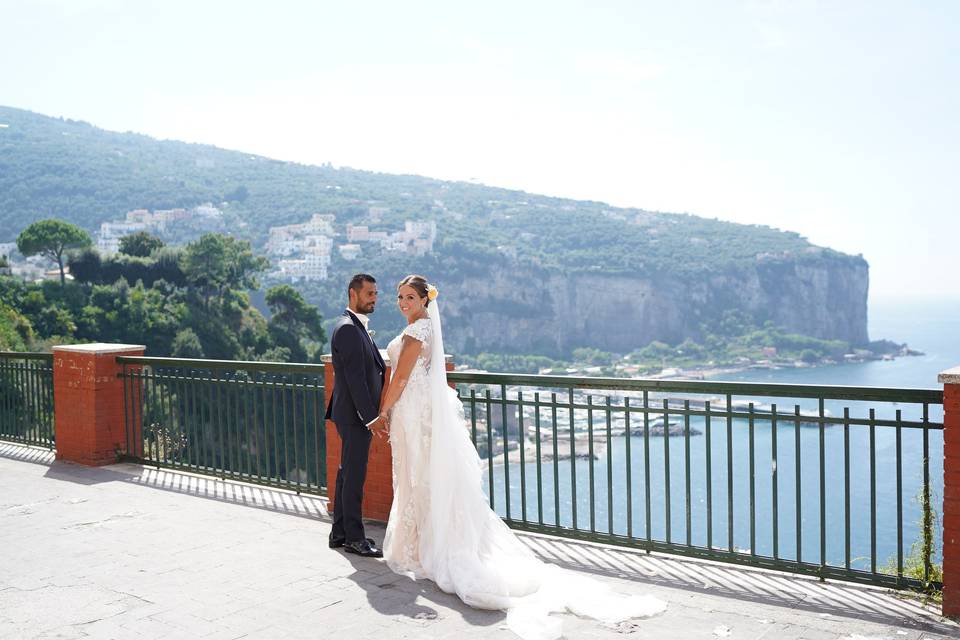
[458,347,926,380]
[620,351,923,383]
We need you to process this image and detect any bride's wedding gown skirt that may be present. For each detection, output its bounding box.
[382,320,665,640]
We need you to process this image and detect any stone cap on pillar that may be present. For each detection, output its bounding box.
[939,366,960,384]
[53,343,146,354]
[320,352,454,367]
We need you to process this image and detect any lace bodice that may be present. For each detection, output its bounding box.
[386,318,432,383]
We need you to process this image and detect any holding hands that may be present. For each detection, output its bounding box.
[370,412,390,439]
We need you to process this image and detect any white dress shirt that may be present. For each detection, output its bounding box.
[346,308,370,331]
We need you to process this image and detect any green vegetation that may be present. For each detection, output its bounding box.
[16,219,92,285]
[180,234,269,309]
[119,231,164,257]
[264,284,325,363]
[0,224,324,362]
[624,317,853,373]
[457,315,905,376]
[0,302,33,350]
[459,352,563,374]
[881,488,943,604]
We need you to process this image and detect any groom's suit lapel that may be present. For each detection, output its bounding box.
[371,333,385,372]
[345,311,385,373]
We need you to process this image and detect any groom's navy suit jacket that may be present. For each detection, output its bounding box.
[324,311,386,426]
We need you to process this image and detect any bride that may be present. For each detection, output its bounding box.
[377,275,666,640]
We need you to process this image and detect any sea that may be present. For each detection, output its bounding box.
[486,296,959,571]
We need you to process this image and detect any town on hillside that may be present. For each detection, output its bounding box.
[264,212,436,282]
[1,205,437,285]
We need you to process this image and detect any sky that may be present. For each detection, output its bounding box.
[1,0,957,300]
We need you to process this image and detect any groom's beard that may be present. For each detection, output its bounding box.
[357,302,376,315]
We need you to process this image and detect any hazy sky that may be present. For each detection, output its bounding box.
[2,0,957,300]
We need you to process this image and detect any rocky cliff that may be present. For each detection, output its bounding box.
[439,251,869,355]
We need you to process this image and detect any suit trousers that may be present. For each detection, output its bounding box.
[330,420,373,543]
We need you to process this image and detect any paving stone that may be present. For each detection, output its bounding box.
[1,443,957,640]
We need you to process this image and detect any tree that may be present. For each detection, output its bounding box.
[35,305,76,337]
[265,284,325,362]
[171,328,205,358]
[119,231,164,257]
[676,338,704,359]
[66,247,102,283]
[0,303,34,350]
[17,219,92,286]
[572,347,613,366]
[181,234,269,306]
[152,247,187,286]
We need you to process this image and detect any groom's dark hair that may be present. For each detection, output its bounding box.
[348,273,376,296]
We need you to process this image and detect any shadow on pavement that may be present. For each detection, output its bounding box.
[339,551,507,631]
[0,441,56,466]
[525,534,958,636]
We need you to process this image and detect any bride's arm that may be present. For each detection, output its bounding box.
[379,335,424,418]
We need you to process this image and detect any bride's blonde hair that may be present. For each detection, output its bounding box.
[398,274,431,306]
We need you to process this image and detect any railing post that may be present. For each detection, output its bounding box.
[322,351,454,523]
[940,366,960,617]
[52,343,145,466]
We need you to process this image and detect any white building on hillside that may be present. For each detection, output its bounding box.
[97,220,148,254]
[346,224,369,242]
[193,204,221,219]
[265,214,335,255]
[277,248,331,281]
[95,206,220,253]
[338,244,362,260]
[339,219,437,256]
[405,220,437,242]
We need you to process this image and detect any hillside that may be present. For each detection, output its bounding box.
[0,106,869,356]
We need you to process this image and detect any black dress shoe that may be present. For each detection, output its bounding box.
[329,536,377,549]
[342,539,383,558]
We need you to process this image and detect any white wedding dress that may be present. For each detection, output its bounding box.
[382,305,666,640]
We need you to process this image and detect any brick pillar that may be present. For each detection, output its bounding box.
[940,367,960,618]
[323,352,454,523]
[52,343,145,466]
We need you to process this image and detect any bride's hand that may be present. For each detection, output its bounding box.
[369,412,389,438]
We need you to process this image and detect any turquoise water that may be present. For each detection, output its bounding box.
[486,296,958,571]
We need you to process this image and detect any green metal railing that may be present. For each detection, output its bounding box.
[117,356,327,495]
[449,372,944,591]
[111,352,944,591]
[0,352,54,448]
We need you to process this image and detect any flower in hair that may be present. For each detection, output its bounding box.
[427,285,439,300]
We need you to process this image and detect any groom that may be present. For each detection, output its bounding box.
[325,273,388,558]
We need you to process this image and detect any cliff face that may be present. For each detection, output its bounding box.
[439,255,869,356]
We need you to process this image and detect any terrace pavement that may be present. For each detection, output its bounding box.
[1,441,957,640]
